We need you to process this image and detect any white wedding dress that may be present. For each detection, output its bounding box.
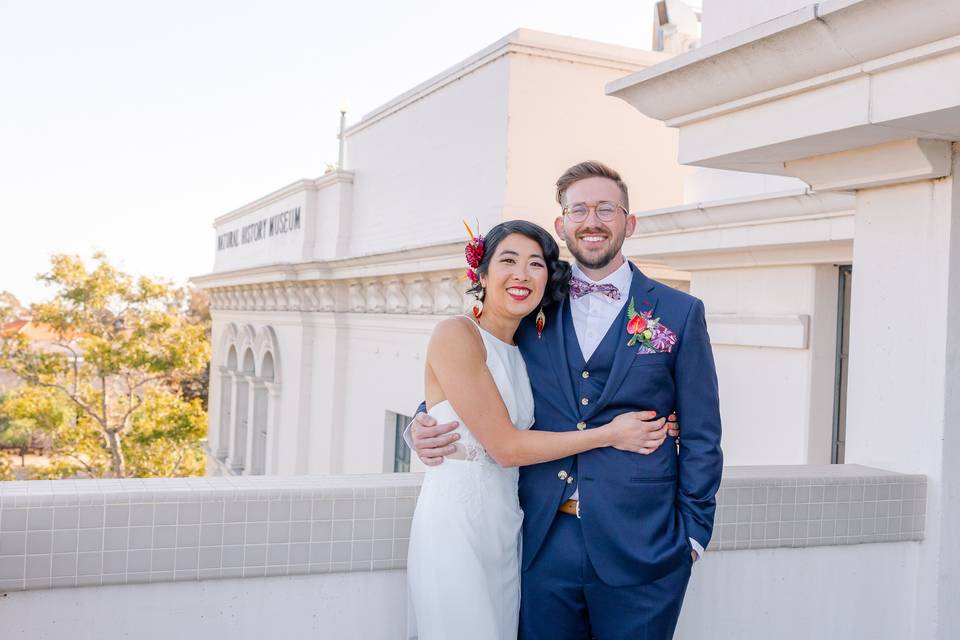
[407,320,536,640]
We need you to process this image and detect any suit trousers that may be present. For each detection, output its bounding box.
[519,511,692,640]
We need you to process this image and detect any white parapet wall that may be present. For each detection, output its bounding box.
[0,466,926,639]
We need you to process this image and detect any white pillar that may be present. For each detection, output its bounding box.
[228,375,250,473]
[843,147,960,639]
[264,381,281,475]
[246,379,268,476]
[215,367,234,460]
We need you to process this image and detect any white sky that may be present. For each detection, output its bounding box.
[0,0,685,305]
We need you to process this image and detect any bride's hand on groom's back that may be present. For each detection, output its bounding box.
[411,412,461,466]
[604,411,679,454]
[666,412,680,439]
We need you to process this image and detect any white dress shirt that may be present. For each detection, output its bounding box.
[568,260,633,361]
[566,260,704,559]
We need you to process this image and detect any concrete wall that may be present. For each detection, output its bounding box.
[2,544,919,640]
[334,315,436,475]
[344,56,511,257]
[503,51,687,231]
[3,571,408,640]
[694,264,839,466]
[678,542,918,639]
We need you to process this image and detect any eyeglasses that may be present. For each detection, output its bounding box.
[562,201,628,223]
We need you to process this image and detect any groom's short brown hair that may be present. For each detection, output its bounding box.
[555,161,630,212]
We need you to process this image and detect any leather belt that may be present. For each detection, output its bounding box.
[558,499,580,518]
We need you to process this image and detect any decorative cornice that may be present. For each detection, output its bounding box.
[206,271,472,317]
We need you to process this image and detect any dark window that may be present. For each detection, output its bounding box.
[832,265,852,464]
[393,413,412,472]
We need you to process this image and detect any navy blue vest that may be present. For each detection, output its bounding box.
[560,298,625,501]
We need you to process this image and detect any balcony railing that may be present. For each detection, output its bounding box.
[0,464,926,638]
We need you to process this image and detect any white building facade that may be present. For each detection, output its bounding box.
[193,29,691,477]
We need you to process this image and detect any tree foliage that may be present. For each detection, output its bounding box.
[0,291,24,324]
[0,253,211,478]
[0,386,71,465]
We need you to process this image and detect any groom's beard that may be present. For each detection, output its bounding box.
[567,227,626,271]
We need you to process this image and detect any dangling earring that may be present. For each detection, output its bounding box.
[536,307,546,339]
[472,288,485,318]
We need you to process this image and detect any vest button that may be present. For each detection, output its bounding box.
[581,371,590,379]
[576,421,586,431]
[567,476,575,485]
[558,470,568,480]
[581,397,589,406]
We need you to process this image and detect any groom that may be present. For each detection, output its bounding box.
[410,161,723,639]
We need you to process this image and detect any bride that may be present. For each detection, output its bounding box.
[407,220,673,639]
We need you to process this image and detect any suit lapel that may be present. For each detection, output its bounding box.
[544,295,580,418]
[583,263,659,421]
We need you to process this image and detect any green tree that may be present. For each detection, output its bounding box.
[0,456,15,481]
[0,385,69,466]
[0,253,210,478]
[0,291,24,324]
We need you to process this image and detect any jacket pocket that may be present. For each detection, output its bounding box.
[629,474,677,484]
[630,353,673,367]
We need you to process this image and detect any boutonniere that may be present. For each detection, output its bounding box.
[625,298,678,354]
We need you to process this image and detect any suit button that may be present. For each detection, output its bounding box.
[581,371,590,379]
[558,470,568,480]
[576,421,586,431]
[581,398,589,406]
[566,476,575,485]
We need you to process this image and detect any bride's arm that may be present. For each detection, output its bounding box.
[427,318,662,468]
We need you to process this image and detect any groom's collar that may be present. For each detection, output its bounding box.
[570,259,633,299]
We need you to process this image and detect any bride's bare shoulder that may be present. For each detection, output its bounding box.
[428,316,484,363]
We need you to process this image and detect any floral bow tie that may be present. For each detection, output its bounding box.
[569,276,621,301]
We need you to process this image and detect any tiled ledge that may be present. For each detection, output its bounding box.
[0,465,925,592]
[711,465,926,550]
[0,474,420,592]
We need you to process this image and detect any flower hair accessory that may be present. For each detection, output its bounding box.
[463,220,485,284]
[463,221,486,318]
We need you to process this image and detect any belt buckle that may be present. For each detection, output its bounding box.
[575,499,581,519]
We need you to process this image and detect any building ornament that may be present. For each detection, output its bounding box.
[207,271,469,315]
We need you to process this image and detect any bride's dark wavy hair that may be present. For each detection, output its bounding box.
[466,220,571,313]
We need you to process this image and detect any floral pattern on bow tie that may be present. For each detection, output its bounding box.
[625,298,678,354]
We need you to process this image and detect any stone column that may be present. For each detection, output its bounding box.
[228,374,252,473]
[264,381,281,476]
[245,378,268,476]
[215,367,235,460]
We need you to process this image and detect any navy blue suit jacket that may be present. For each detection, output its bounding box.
[515,263,722,587]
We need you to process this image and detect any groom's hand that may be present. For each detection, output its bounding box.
[411,412,460,466]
